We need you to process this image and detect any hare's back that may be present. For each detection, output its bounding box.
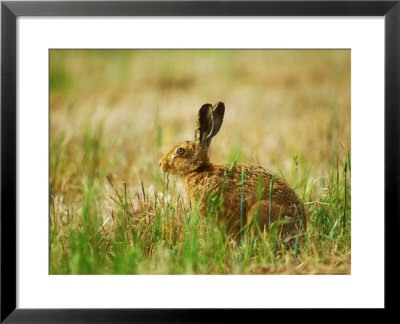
[227,163,302,208]
[185,162,302,210]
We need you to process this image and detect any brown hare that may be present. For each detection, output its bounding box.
[159,102,307,238]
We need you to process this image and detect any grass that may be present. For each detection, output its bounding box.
[50,49,351,274]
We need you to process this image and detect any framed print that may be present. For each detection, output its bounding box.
[1,0,399,322]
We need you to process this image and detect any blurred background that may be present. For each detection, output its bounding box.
[50,49,350,185]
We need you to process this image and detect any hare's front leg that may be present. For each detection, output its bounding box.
[246,200,295,236]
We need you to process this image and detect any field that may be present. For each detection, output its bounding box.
[50,49,351,274]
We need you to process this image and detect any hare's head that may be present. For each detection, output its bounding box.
[159,102,225,175]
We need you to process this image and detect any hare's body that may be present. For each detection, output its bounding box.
[182,161,305,235]
[159,102,306,237]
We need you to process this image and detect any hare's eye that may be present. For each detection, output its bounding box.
[176,147,185,155]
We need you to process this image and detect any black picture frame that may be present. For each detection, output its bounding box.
[1,0,399,322]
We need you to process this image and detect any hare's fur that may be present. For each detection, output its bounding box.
[159,102,307,236]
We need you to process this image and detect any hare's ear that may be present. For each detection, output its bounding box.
[195,103,214,147]
[210,102,225,138]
